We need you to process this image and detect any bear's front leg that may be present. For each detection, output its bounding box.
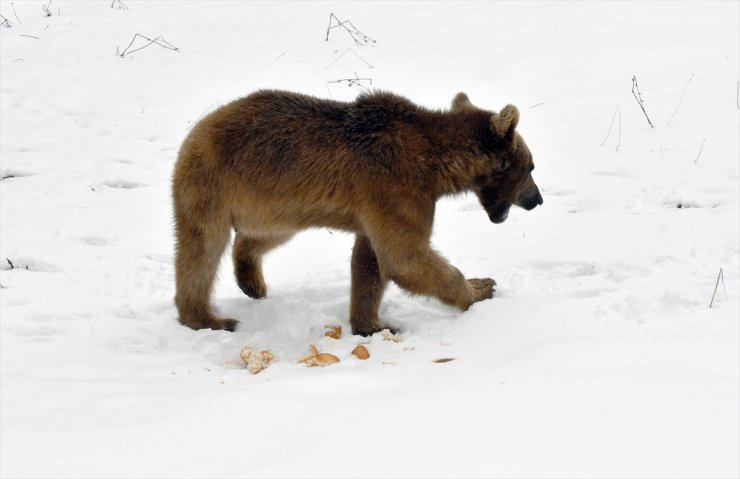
[383,251,492,311]
[349,234,396,336]
[365,219,495,311]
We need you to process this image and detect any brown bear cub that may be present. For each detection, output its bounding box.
[172,90,542,335]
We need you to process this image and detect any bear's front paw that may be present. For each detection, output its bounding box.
[468,278,496,303]
[351,321,399,337]
[219,318,240,332]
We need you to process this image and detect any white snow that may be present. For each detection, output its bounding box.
[1,1,738,477]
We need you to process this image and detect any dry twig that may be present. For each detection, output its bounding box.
[600,105,619,146]
[0,14,12,28]
[325,13,376,46]
[5,258,28,270]
[709,268,727,308]
[631,76,654,128]
[328,72,373,90]
[693,138,706,163]
[185,101,218,131]
[11,2,21,24]
[326,48,373,69]
[117,33,179,58]
[667,74,693,126]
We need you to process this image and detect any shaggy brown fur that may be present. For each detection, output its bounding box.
[172,90,542,335]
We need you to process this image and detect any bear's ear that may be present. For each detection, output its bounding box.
[490,104,520,140]
[451,92,474,112]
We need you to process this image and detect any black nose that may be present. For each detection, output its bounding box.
[515,184,543,211]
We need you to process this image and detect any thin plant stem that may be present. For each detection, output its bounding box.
[694,138,706,163]
[632,76,654,128]
[600,105,618,146]
[667,74,694,126]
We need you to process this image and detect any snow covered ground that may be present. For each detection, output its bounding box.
[1,1,738,477]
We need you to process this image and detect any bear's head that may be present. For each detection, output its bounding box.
[453,93,543,224]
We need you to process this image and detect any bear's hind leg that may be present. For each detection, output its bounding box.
[233,233,293,299]
[174,210,238,331]
[350,234,393,336]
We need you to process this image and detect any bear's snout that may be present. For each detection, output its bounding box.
[516,184,543,211]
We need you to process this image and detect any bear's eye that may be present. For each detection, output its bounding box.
[493,160,510,175]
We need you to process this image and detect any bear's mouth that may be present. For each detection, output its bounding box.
[488,206,510,224]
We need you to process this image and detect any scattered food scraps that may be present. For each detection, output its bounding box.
[299,344,340,367]
[352,345,370,359]
[433,358,455,363]
[324,323,342,339]
[380,328,400,342]
[299,344,320,362]
[240,347,274,374]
